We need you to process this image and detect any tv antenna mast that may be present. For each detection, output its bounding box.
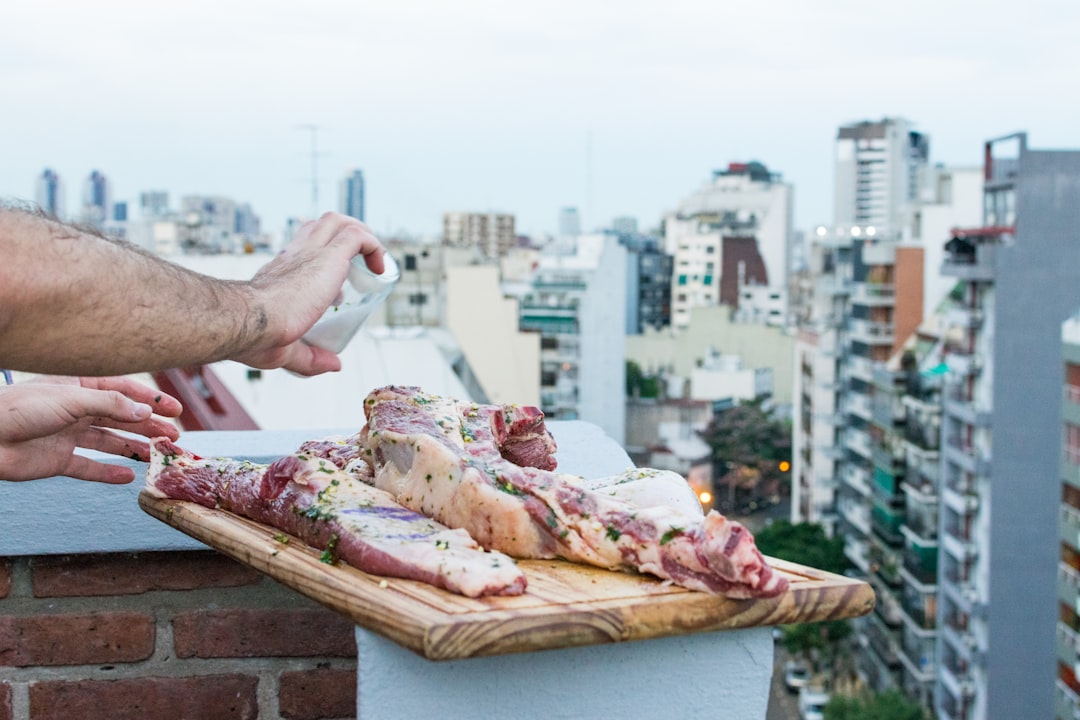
[295,124,326,218]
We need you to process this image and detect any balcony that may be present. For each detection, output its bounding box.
[841,498,872,536]
[846,354,877,382]
[1057,678,1080,720]
[852,282,896,307]
[942,485,979,518]
[843,463,873,498]
[1059,621,1080,668]
[846,536,872,573]
[942,387,992,428]
[901,541,939,587]
[846,427,873,459]
[1060,564,1080,614]
[946,350,982,378]
[845,391,873,421]
[1062,505,1080,550]
[946,306,984,330]
[815,275,852,297]
[865,612,902,669]
[941,238,998,281]
[871,504,904,546]
[849,318,895,346]
[1063,452,1080,491]
[943,435,991,477]
[942,532,979,563]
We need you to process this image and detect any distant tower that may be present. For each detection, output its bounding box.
[35,168,64,218]
[81,170,111,229]
[340,169,365,222]
[833,117,929,238]
[559,207,581,237]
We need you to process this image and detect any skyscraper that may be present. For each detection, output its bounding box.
[35,168,64,218]
[834,118,929,239]
[81,170,110,229]
[340,169,365,222]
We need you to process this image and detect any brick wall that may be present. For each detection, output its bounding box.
[0,551,356,720]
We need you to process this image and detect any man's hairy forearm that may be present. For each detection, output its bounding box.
[0,208,271,375]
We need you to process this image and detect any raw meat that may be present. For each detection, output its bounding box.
[145,437,527,598]
[361,386,787,599]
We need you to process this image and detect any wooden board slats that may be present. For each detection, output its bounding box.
[139,491,875,661]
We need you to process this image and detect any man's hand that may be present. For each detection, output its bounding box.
[0,376,183,483]
[235,212,387,376]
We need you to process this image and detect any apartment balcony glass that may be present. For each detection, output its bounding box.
[943,384,991,428]
[1063,451,1080,492]
[942,485,979,519]
[865,611,902,669]
[1060,564,1080,615]
[845,391,873,421]
[901,538,939,586]
[945,350,982,378]
[840,497,872,536]
[871,502,904,546]
[1056,678,1080,720]
[943,435,991,478]
[845,535,871,573]
[1058,621,1080,669]
[900,622,937,670]
[901,487,938,541]
[852,282,895,306]
[849,318,895,346]
[1062,505,1080,550]
[900,580,937,630]
[846,426,873,459]
[872,442,905,477]
[842,462,873,498]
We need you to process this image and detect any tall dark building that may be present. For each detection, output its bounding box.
[340,169,365,222]
[35,168,64,218]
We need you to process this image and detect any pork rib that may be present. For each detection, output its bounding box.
[361,386,787,599]
[145,437,527,598]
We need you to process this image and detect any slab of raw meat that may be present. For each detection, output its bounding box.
[145,437,527,598]
[361,386,787,599]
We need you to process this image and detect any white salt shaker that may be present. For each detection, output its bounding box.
[301,252,400,353]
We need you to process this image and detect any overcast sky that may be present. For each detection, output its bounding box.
[3,1,1079,240]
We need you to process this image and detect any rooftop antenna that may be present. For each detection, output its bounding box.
[295,124,325,218]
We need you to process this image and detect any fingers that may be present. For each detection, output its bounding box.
[80,377,184,419]
[287,212,386,274]
[281,342,343,377]
[63,453,136,485]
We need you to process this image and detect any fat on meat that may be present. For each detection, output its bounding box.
[145,437,527,598]
[360,386,788,599]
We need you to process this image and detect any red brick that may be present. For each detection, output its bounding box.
[31,551,261,597]
[173,608,355,659]
[0,612,154,667]
[0,559,11,599]
[29,675,259,720]
[279,668,356,720]
[0,682,11,720]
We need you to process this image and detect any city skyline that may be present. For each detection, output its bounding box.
[2,1,1078,239]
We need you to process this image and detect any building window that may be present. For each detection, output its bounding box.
[678,275,688,286]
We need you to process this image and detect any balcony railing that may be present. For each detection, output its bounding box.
[1060,564,1080,613]
[1062,505,1080,550]
[849,318,895,346]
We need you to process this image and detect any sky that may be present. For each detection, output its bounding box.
[3,0,1080,241]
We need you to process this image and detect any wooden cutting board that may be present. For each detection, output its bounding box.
[140,491,874,661]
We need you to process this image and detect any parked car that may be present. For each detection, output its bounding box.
[783,659,810,692]
[798,688,830,720]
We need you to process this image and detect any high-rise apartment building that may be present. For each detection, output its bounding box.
[516,234,627,443]
[834,118,930,239]
[617,232,672,334]
[559,207,581,237]
[934,133,1080,720]
[663,161,793,329]
[443,211,516,259]
[35,168,64,218]
[340,169,365,222]
[81,170,110,229]
[1058,312,1080,720]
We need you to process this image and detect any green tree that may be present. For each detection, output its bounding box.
[625,360,660,399]
[824,690,928,720]
[755,521,854,669]
[753,520,849,575]
[699,400,791,508]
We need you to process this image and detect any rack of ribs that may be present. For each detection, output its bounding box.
[361,386,787,599]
